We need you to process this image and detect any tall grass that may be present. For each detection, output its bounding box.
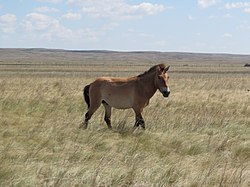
[0,71,250,186]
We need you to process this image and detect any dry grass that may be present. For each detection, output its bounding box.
[0,54,250,186]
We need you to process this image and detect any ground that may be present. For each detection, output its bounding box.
[0,49,250,186]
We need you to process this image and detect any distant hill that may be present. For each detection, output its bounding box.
[0,48,249,66]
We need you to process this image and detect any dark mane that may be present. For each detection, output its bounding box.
[137,64,165,78]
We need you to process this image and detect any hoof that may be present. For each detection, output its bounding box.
[79,123,88,129]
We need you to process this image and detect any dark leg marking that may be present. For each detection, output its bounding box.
[104,115,112,129]
[103,102,112,129]
[134,118,145,129]
[82,112,90,129]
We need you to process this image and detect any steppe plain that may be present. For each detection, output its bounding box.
[0,49,250,186]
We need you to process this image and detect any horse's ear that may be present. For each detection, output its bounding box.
[158,64,165,72]
[164,66,170,73]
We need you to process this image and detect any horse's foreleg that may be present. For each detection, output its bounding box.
[133,108,145,129]
[103,103,112,129]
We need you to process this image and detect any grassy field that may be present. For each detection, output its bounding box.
[0,49,250,186]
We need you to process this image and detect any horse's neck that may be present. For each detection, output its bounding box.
[138,73,157,99]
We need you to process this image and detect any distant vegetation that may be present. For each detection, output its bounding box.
[244,63,250,67]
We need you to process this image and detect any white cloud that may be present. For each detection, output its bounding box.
[208,15,217,19]
[23,13,60,31]
[188,15,194,20]
[225,2,250,9]
[139,32,153,38]
[222,33,232,38]
[0,14,17,33]
[21,12,105,43]
[238,21,250,30]
[225,2,250,13]
[102,22,119,31]
[22,13,74,41]
[223,13,233,18]
[68,0,166,19]
[133,2,165,15]
[34,6,59,13]
[244,8,250,13]
[62,13,82,20]
[198,0,220,8]
[35,0,62,3]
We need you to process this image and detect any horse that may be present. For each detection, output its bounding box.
[82,64,170,129]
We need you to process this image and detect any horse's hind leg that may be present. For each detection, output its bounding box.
[83,100,101,129]
[103,102,112,129]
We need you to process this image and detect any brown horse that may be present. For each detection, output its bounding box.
[82,64,170,129]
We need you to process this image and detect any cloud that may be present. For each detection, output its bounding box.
[22,13,74,41]
[222,33,232,38]
[225,2,250,13]
[102,22,119,31]
[23,13,60,32]
[0,14,17,33]
[34,6,59,13]
[198,0,220,8]
[133,2,165,15]
[225,2,250,9]
[67,0,166,19]
[244,8,250,13]
[62,13,82,20]
[188,15,194,20]
[21,12,105,43]
[238,21,250,30]
[35,0,62,3]
[223,13,233,18]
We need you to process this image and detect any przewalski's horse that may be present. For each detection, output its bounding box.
[82,64,170,129]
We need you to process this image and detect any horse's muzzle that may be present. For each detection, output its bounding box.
[159,87,170,97]
[162,91,170,97]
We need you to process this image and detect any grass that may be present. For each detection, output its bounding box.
[0,58,250,186]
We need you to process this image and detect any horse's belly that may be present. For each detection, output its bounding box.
[103,95,133,109]
[101,83,136,109]
[106,98,133,109]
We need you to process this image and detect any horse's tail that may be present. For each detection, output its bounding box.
[83,84,90,108]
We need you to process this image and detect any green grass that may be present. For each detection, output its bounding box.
[0,66,250,186]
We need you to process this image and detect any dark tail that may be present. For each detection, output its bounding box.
[83,84,90,108]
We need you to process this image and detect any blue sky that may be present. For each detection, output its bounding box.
[0,0,250,54]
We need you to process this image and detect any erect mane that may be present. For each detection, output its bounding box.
[137,64,165,78]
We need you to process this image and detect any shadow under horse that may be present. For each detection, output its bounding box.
[82,64,170,130]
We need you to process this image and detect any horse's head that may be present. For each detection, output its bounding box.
[155,65,170,97]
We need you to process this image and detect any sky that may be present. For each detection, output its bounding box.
[0,0,250,54]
